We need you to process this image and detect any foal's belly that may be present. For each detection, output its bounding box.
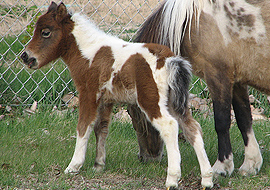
[101,88,137,104]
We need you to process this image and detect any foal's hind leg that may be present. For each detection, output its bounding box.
[151,114,181,188]
[93,103,113,171]
[139,103,181,187]
[178,110,213,188]
[232,84,262,175]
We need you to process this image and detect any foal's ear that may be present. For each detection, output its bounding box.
[48,1,57,13]
[56,2,68,22]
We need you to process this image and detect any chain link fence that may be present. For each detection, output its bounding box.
[2,0,181,107]
[15,0,270,114]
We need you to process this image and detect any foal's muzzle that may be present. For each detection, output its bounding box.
[21,51,37,69]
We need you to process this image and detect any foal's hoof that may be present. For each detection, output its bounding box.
[166,186,178,190]
[202,187,212,190]
[93,162,105,172]
[64,167,79,174]
[201,169,213,188]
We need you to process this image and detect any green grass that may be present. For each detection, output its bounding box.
[0,109,269,189]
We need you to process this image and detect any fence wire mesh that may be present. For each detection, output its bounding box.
[0,0,207,107]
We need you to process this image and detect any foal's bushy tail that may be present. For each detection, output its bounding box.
[166,57,192,114]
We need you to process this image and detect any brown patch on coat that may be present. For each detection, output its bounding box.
[63,45,115,137]
[126,53,161,120]
[68,54,99,137]
[91,46,115,89]
[229,2,235,8]
[112,56,135,91]
[143,43,175,69]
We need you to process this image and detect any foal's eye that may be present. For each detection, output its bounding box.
[41,28,51,38]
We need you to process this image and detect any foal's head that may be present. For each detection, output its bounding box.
[21,2,72,69]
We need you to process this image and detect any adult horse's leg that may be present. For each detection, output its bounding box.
[205,70,235,176]
[93,103,113,171]
[128,105,164,161]
[232,83,262,175]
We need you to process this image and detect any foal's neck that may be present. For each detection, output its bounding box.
[61,33,87,66]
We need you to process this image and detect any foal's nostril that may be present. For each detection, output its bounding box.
[21,52,28,62]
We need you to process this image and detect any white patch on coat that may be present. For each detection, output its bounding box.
[65,126,93,173]
[203,0,266,45]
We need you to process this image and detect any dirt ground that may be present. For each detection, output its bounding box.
[11,171,212,190]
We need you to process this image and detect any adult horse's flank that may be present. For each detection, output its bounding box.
[132,0,268,176]
[21,2,213,188]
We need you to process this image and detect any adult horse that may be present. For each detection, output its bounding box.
[130,0,268,176]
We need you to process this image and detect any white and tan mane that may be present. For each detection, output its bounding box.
[160,0,204,55]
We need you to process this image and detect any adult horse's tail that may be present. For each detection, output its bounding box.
[135,0,203,55]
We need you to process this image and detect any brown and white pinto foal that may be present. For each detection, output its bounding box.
[21,2,213,188]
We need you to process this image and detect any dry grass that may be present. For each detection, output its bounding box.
[0,0,162,37]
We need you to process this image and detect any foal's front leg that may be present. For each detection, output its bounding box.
[65,95,98,174]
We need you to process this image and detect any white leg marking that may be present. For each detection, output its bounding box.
[153,116,181,188]
[212,153,234,176]
[193,132,213,188]
[64,126,93,174]
[239,129,263,176]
